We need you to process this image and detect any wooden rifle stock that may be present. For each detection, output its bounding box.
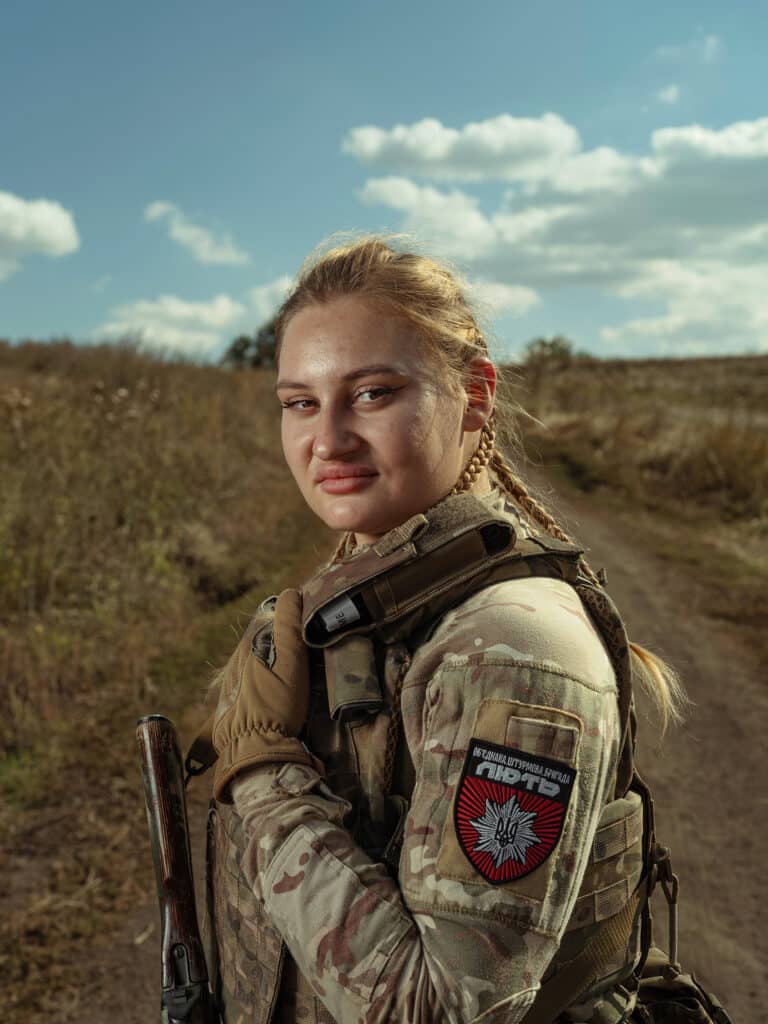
[137,714,219,1023]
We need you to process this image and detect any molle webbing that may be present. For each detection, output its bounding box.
[564,790,644,934]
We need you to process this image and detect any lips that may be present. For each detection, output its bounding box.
[315,466,377,483]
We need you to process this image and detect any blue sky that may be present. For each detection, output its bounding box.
[2,0,766,361]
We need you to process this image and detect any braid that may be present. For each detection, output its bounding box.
[451,415,496,495]
[489,449,602,587]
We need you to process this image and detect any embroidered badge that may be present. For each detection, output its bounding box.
[455,738,576,884]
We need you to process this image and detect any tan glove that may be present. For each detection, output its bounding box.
[212,588,321,800]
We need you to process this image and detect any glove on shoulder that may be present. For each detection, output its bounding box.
[212,588,321,801]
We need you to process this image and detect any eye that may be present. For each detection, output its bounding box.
[280,398,316,411]
[355,386,395,403]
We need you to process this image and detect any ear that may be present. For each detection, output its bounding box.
[462,357,497,433]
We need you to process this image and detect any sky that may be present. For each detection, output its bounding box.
[2,0,767,362]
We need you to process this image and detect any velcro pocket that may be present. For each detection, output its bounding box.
[437,699,582,909]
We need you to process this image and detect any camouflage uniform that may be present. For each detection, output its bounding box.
[209,489,641,1023]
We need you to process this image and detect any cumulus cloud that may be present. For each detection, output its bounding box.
[657,84,680,105]
[652,118,768,159]
[360,178,496,259]
[345,114,658,196]
[602,262,768,352]
[353,113,768,354]
[344,114,580,183]
[249,275,293,322]
[99,293,247,354]
[468,280,540,316]
[144,201,249,265]
[0,189,80,281]
[655,32,722,63]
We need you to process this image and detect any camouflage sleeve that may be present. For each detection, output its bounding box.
[231,577,620,1024]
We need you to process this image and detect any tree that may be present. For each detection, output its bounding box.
[523,336,577,370]
[221,317,278,369]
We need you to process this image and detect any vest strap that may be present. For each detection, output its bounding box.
[302,501,583,648]
[522,883,646,1024]
[185,712,217,784]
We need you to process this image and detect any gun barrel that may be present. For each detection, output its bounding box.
[137,714,218,1023]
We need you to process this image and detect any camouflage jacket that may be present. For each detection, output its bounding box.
[213,489,638,1023]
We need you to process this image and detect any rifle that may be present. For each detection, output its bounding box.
[136,714,220,1024]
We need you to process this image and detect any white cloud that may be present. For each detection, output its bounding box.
[98,292,247,354]
[249,275,293,322]
[345,114,657,196]
[602,261,768,352]
[348,113,768,354]
[144,201,249,265]
[0,189,80,281]
[652,117,768,159]
[360,177,496,259]
[657,84,680,105]
[343,114,580,183]
[468,280,540,316]
[532,148,659,196]
[655,32,722,63]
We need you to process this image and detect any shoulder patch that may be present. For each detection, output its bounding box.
[454,738,576,885]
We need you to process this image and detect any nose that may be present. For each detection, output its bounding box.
[312,406,360,460]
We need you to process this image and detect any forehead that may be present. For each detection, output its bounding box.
[278,296,436,383]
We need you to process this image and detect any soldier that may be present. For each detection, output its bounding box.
[204,237,686,1023]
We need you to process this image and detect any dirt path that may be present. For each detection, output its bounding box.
[76,479,764,1023]
[538,474,766,1021]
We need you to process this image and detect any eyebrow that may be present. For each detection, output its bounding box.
[276,364,405,390]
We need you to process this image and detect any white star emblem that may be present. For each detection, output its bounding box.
[470,795,540,869]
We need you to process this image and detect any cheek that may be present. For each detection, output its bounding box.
[280,420,305,478]
[403,394,462,459]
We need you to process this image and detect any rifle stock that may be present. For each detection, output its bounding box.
[137,714,219,1024]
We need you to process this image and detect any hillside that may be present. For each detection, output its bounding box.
[1,341,765,1021]
[0,340,338,1019]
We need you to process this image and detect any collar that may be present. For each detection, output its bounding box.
[301,487,580,648]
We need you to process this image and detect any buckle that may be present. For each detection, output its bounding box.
[652,844,680,969]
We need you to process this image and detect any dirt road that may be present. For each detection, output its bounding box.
[77,478,764,1023]
[541,476,766,1021]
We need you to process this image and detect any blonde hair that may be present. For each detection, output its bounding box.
[275,235,686,730]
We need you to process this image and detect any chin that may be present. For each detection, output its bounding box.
[318,504,391,540]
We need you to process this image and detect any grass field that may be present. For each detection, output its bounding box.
[502,353,768,649]
[1,340,766,1020]
[0,340,336,1018]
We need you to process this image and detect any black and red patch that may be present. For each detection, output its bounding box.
[454,738,576,885]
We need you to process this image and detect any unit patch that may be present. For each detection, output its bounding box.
[454,738,576,884]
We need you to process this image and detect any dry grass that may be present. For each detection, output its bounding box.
[0,340,328,759]
[511,354,768,522]
[0,340,335,1021]
[507,353,768,651]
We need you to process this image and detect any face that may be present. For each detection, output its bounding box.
[277,296,490,546]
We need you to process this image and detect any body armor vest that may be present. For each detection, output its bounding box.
[199,491,661,1024]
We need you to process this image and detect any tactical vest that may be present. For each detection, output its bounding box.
[193,491,678,1024]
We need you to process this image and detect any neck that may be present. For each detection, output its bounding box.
[471,466,494,497]
[351,468,495,550]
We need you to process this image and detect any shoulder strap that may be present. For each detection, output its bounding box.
[302,492,584,648]
[573,581,635,800]
[521,885,646,1024]
[522,767,664,1024]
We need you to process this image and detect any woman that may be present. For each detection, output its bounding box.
[205,237,683,1024]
